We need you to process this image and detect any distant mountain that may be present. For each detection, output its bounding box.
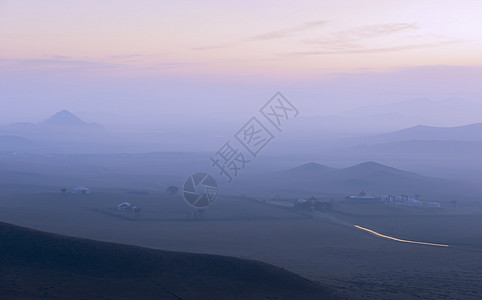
[0,221,332,300]
[1,110,102,132]
[347,97,433,117]
[337,161,422,178]
[282,162,336,175]
[0,135,33,144]
[250,161,468,199]
[4,122,36,129]
[285,113,418,138]
[354,123,482,145]
[331,162,433,193]
[333,140,482,158]
[0,110,104,152]
[0,135,35,151]
[42,109,86,126]
[42,109,102,128]
[281,161,420,179]
[346,97,482,126]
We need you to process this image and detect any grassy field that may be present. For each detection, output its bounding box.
[1,184,482,299]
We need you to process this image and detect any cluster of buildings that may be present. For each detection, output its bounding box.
[117,202,140,212]
[61,185,142,214]
[71,186,91,195]
[61,186,91,194]
[346,190,441,208]
[294,197,334,212]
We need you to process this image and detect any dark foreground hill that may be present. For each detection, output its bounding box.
[0,222,335,300]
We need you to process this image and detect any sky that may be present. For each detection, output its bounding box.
[1,0,482,128]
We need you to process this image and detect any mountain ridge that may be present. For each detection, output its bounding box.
[255,160,462,197]
[364,122,482,144]
[283,162,336,174]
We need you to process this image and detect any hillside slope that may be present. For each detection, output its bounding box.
[0,222,335,300]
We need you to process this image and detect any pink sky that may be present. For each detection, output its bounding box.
[1,0,481,77]
[1,0,482,126]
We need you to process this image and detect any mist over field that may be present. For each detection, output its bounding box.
[2,1,482,299]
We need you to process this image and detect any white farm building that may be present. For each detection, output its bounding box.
[71,186,91,195]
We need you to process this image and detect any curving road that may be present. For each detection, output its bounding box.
[354,225,449,247]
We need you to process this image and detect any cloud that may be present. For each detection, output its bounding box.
[47,55,73,60]
[336,23,419,40]
[305,23,420,50]
[249,20,328,41]
[190,44,233,51]
[282,23,465,56]
[106,54,144,59]
[11,58,119,69]
[284,40,463,56]
[0,55,188,72]
[189,21,328,52]
[0,57,130,75]
[137,62,186,71]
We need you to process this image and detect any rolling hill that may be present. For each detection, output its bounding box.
[336,161,423,178]
[0,221,335,300]
[239,161,472,200]
[282,162,337,175]
[331,162,434,193]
